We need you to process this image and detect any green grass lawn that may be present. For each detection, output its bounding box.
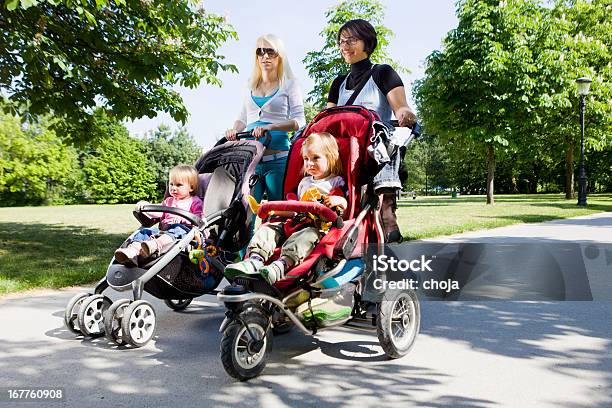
[397,193,612,240]
[1,193,611,295]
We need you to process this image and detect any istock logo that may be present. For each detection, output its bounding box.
[372,254,434,272]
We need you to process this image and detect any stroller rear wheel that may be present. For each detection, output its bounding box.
[121,300,157,347]
[104,299,131,345]
[64,292,91,334]
[220,311,272,381]
[77,294,112,337]
[164,298,193,311]
[376,289,420,358]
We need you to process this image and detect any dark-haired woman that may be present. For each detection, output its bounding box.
[327,19,416,243]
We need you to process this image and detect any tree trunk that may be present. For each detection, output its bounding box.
[486,144,495,205]
[565,139,575,199]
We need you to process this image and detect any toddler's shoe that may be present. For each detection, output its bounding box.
[114,246,139,266]
[140,240,160,259]
[224,258,263,280]
[259,260,286,285]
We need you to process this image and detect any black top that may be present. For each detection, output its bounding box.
[327,58,404,104]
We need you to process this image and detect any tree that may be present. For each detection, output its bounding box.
[415,0,612,203]
[1,0,238,136]
[0,112,78,205]
[81,111,156,203]
[303,0,407,110]
[143,124,202,199]
[415,0,553,204]
[535,0,612,198]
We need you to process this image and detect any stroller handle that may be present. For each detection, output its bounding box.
[215,130,272,147]
[138,205,204,228]
[390,120,421,138]
[258,201,343,229]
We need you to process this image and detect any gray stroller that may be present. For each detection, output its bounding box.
[63,134,267,347]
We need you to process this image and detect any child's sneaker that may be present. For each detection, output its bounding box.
[259,260,286,284]
[114,245,139,266]
[224,258,263,280]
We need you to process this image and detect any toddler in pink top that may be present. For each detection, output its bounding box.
[114,165,203,266]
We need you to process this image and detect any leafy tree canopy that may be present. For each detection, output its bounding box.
[1,0,238,135]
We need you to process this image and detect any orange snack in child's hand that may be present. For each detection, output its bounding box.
[300,186,323,202]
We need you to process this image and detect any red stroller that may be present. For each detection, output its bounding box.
[217,106,421,380]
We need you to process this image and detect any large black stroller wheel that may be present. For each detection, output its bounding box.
[164,298,193,311]
[64,292,91,334]
[121,300,157,347]
[104,299,131,345]
[376,289,420,358]
[220,311,272,381]
[77,294,112,337]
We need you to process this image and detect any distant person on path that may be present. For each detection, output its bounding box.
[327,19,417,243]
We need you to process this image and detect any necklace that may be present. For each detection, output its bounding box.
[255,80,279,97]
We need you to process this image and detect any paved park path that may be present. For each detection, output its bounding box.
[1,213,610,408]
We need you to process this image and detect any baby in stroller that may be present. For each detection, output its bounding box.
[225,132,347,284]
[114,164,203,266]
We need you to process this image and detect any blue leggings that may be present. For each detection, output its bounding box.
[252,156,287,202]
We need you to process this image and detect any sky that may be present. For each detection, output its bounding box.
[124,1,458,148]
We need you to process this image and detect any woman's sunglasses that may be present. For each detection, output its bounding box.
[256,47,278,57]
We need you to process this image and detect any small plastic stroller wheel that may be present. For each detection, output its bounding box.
[164,298,192,311]
[77,294,112,337]
[104,299,131,345]
[220,311,272,381]
[376,289,420,359]
[64,292,91,334]
[121,300,157,348]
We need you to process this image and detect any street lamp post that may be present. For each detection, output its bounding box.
[576,77,592,207]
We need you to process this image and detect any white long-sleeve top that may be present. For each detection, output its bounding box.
[237,79,306,128]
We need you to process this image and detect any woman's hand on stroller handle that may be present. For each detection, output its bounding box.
[390,120,421,138]
[217,130,271,147]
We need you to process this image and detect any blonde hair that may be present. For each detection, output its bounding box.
[249,34,295,91]
[169,165,199,195]
[301,132,342,178]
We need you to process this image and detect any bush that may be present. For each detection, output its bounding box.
[0,113,80,205]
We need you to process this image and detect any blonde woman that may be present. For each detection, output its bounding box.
[225,34,305,204]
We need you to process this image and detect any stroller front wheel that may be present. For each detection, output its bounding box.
[64,292,91,335]
[220,311,272,381]
[376,289,420,358]
[77,294,112,337]
[104,299,131,345]
[121,300,157,347]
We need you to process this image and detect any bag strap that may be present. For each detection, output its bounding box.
[344,64,376,106]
